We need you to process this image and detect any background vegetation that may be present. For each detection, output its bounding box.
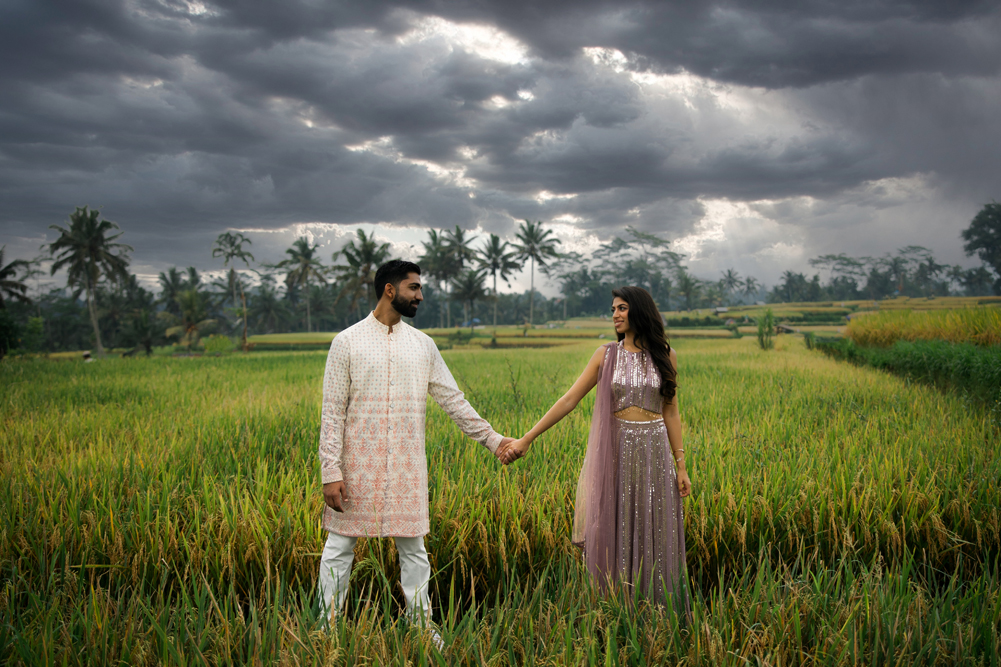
[2,201,999,356]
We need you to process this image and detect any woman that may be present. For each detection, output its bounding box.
[498,286,691,614]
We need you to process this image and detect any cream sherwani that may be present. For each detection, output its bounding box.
[319,312,503,537]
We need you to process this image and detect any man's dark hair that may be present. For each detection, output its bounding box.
[374,259,421,300]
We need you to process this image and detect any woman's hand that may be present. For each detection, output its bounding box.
[677,470,691,498]
[498,438,531,465]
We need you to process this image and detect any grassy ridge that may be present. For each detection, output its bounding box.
[816,338,1001,406]
[846,307,1001,347]
[2,340,1000,664]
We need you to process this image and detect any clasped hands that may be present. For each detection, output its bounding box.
[496,435,530,465]
[323,436,529,513]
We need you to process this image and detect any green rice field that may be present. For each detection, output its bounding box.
[1,337,999,665]
[846,307,1001,347]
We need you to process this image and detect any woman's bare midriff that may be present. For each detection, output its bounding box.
[612,406,663,421]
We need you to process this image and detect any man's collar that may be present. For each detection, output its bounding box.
[367,311,406,334]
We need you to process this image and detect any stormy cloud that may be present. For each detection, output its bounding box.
[2,0,999,288]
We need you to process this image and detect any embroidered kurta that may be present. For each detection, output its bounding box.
[319,313,503,537]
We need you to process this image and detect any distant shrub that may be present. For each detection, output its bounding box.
[757,309,775,350]
[202,335,236,355]
[448,331,475,346]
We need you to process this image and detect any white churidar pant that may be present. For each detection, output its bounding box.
[317,531,432,621]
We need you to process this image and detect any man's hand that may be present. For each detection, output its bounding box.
[498,437,530,465]
[494,436,515,463]
[323,481,349,512]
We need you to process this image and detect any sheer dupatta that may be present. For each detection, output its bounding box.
[571,342,618,587]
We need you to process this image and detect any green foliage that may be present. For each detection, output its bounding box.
[513,220,560,325]
[332,229,390,319]
[47,206,133,357]
[201,334,236,355]
[803,331,816,350]
[0,308,20,358]
[19,316,45,353]
[962,202,1001,292]
[447,330,475,346]
[756,308,775,350]
[164,288,216,351]
[0,245,31,308]
[450,269,488,331]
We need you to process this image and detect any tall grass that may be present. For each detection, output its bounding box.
[815,337,1001,406]
[847,307,1001,347]
[2,340,999,664]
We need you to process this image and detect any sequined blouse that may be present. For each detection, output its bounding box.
[611,341,664,414]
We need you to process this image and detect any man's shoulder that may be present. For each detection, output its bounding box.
[329,318,370,348]
[404,323,433,345]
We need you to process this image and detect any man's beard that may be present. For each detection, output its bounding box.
[391,293,419,318]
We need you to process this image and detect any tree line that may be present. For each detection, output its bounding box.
[1,202,999,357]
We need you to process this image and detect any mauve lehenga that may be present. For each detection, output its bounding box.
[573,341,690,617]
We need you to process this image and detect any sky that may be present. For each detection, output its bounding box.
[2,0,1000,295]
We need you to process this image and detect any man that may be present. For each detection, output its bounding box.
[317,259,511,632]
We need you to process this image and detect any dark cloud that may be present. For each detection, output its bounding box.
[1,0,999,285]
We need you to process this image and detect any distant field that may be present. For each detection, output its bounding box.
[248,332,338,344]
[241,297,1000,351]
[660,296,1001,326]
[249,326,736,350]
[846,307,1001,347]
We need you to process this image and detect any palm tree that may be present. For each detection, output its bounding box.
[542,251,585,321]
[277,237,327,332]
[675,269,701,311]
[451,269,488,332]
[48,206,132,357]
[185,266,201,290]
[704,280,725,308]
[478,234,520,327]
[420,229,450,328]
[158,267,186,317]
[332,229,390,321]
[248,277,291,333]
[443,226,478,327]
[512,220,560,327]
[721,268,741,304]
[212,231,254,349]
[880,253,913,294]
[165,289,216,352]
[0,246,31,308]
[212,232,255,307]
[742,276,760,300]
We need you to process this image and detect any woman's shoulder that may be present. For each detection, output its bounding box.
[591,341,616,366]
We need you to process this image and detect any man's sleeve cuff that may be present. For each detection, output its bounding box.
[321,468,343,485]
[484,431,503,454]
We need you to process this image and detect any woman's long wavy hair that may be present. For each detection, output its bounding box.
[612,286,676,401]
